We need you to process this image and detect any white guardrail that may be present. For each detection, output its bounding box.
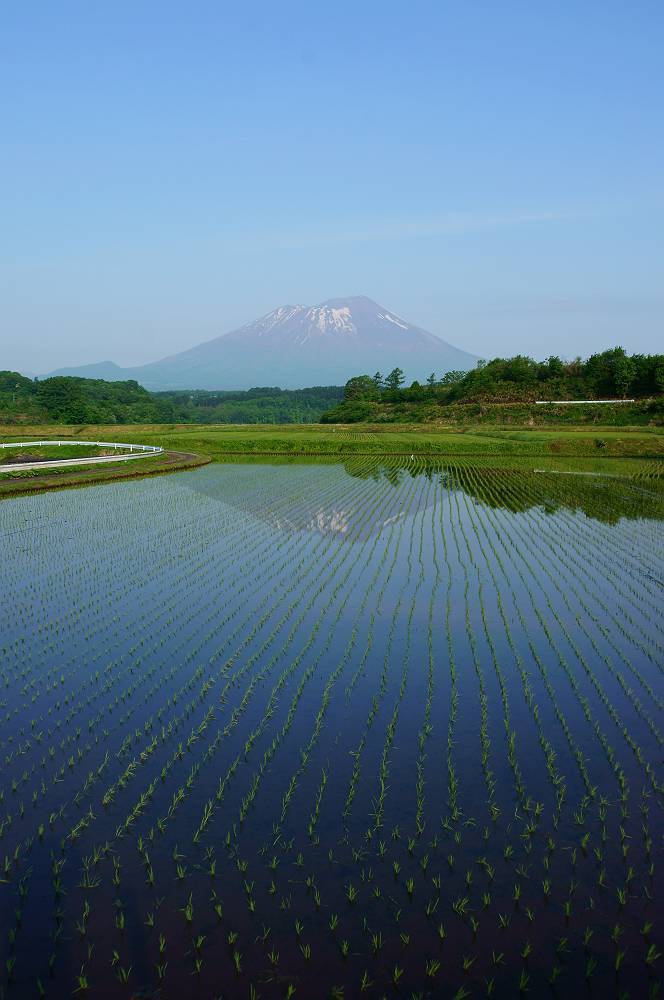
[0,440,162,452]
[0,440,163,472]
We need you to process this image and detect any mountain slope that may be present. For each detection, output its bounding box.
[46,361,128,382]
[46,296,477,390]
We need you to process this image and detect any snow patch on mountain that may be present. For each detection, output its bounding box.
[380,312,408,330]
[253,305,305,336]
[306,305,355,334]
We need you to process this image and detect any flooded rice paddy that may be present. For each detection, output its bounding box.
[0,459,662,999]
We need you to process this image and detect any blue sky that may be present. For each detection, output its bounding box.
[2,0,662,373]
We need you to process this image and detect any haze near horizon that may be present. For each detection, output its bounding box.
[2,1,663,375]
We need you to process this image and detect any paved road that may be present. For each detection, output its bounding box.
[0,451,161,473]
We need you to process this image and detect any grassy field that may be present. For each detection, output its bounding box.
[2,422,663,459]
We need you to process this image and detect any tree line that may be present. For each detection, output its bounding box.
[156,386,343,423]
[342,348,664,404]
[0,372,343,425]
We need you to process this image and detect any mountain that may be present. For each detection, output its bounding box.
[46,296,478,390]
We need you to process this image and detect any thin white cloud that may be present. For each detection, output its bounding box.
[233,209,583,252]
[480,294,664,317]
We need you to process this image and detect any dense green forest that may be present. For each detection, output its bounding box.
[3,348,662,426]
[0,373,175,424]
[321,348,664,423]
[0,372,343,425]
[156,386,343,423]
[444,347,664,401]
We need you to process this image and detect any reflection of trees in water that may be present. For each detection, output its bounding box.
[341,458,664,525]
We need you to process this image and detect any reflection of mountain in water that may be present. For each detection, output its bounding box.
[186,463,427,540]
[186,458,663,538]
[269,506,408,537]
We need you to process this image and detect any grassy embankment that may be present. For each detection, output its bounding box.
[2,421,663,459]
[0,439,209,497]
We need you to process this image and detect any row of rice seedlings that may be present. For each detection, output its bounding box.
[341,468,424,822]
[0,483,272,776]
[451,483,530,808]
[0,468,342,984]
[79,464,660,996]
[367,472,435,834]
[0,480,226,683]
[101,470,390,844]
[0,462,352,710]
[15,462,366,712]
[473,466,662,685]
[413,467,444,838]
[436,468,660,976]
[510,468,664,669]
[110,464,390,840]
[178,461,409,848]
[278,476,430,928]
[523,508,664,705]
[134,466,420,984]
[444,475,498,813]
[371,481,431,833]
[2,462,384,984]
[464,468,652,916]
[438,472,461,824]
[532,476,664,655]
[476,472,662,794]
[464,464,661,722]
[456,482,567,825]
[546,477,664,615]
[94,467,380,819]
[0,475,331,855]
[2,461,660,995]
[340,489,406,701]
[453,469,600,802]
[520,476,664,672]
[272,468,426,830]
[455,468,645,888]
[216,474,406,833]
[497,478,664,742]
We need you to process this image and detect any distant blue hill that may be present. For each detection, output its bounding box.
[46,361,127,382]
